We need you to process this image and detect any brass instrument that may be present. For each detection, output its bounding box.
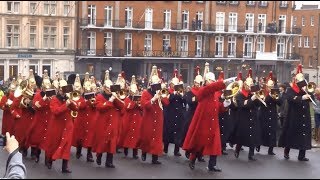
[303,80,317,106]
[255,89,267,107]
[67,91,80,118]
[118,89,127,100]
[271,92,279,100]
[160,88,169,98]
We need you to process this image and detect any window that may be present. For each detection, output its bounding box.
[245,13,254,32]
[258,14,266,32]
[195,35,202,57]
[246,1,255,6]
[145,8,153,29]
[179,35,188,57]
[144,34,152,56]
[87,31,96,55]
[244,37,253,58]
[29,2,37,14]
[228,36,236,57]
[311,16,314,26]
[29,21,37,48]
[279,15,286,33]
[124,33,132,56]
[216,12,225,32]
[229,1,239,5]
[228,12,237,32]
[293,16,297,26]
[313,36,317,48]
[195,11,203,31]
[104,32,112,56]
[304,36,309,48]
[64,1,71,16]
[279,1,288,7]
[309,56,313,67]
[9,63,18,79]
[182,10,189,30]
[0,63,4,81]
[104,6,113,27]
[88,5,96,26]
[256,37,265,52]
[302,16,305,26]
[43,21,57,49]
[277,37,285,58]
[163,10,171,29]
[259,1,268,6]
[29,60,39,75]
[298,36,302,47]
[42,60,52,77]
[6,20,20,48]
[44,1,56,15]
[7,1,20,13]
[163,34,171,52]
[300,56,304,65]
[125,7,133,27]
[63,25,70,49]
[215,36,224,57]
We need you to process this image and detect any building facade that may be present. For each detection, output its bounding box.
[76,1,300,84]
[0,1,77,81]
[292,5,320,84]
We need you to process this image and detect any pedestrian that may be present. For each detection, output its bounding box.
[278,83,288,129]
[313,88,320,144]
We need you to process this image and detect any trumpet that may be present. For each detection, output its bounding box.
[303,80,317,106]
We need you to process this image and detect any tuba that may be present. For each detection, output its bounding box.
[69,91,80,118]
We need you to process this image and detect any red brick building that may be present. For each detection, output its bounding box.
[76,1,300,84]
[292,5,320,84]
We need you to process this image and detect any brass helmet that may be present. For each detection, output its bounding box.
[130,75,138,94]
[14,79,28,98]
[116,73,126,89]
[42,69,52,89]
[266,71,274,88]
[203,62,212,82]
[194,66,203,84]
[83,72,91,92]
[237,72,244,89]
[295,64,304,82]
[74,74,82,92]
[161,77,167,89]
[59,72,68,88]
[90,76,97,91]
[104,70,113,88]
[244,69,254,87]
[149,65,161,85]
[52,72,60,89]
[17,73,23,85]
[9,78,17,91]
[179,74,184,85]
[171,69,180,85]
[28,69,36,88]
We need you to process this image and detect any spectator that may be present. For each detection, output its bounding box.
[2,132,27,179]
[313,88,320,144]
[278,83,288,129]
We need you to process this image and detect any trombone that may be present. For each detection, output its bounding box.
[303,80,317,106]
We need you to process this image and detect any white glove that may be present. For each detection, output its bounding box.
[223,99,231,107]
[42,95,47,101]
[111,92,117,97]
[220,93,225,100]
[151,93,159,103]
[192,96,196,102]
[173,91,177,95]
[251,95,257,101]
[180,93,184,97]
[302,94,309,100]
[109,95,116,102]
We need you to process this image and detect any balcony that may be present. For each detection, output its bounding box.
[216,1,226,5]
[258,1,268,7]
[279,2,288,8]
[246,1,255,6]
[229,1,239,5]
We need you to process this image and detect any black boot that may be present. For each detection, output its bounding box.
[174,145,181,156]
[35,148,41,163]
[62,159,72,173]
[255,146,260,152]
[105,153,115,168]
[163,143,169,154]
[284,148,290,160]
[185,151,190,159]
[268,147,276,155]
[31,147,36,159]
[124,148,128,157]
[141,152,147,161]
[234,145,241,158]
[298,150,309,161]
[76,145,82,159]
[207,155,222,172]
[87,148,94,162]
[45,157,52,169]
[152,155,161,164]
[189,159,196,170]
[133,149,139,159]
[197,155,206,162]
[248,147,257,161]
[96,153,102,165]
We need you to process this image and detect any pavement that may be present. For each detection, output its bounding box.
[1,110,320,178]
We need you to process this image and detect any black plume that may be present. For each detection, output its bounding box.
[35,75,43,88]
[67,74,77,85]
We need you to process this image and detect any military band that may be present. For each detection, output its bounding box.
[0,63,316,173]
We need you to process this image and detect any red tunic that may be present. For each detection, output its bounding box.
[139,90,169,156]
[0,92,14,135]
[118,97,142,149]
[81,100,97,148]
[71,96,88,147]
[11,95,34,147]
[26,89,51,149]
[182,81,226,156]
[92,93,124,154]
[43,95,78,160]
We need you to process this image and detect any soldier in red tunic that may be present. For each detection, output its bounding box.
[43,74,78,173]
[26,69,53,163]
[92,70,124,168]
[140,65,169,164]
[182,62,227,172]
[0,78,16,135]
[118,75,142,159]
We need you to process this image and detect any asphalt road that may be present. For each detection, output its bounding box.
[0,110,320,179]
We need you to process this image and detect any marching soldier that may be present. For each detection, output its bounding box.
[11,69,36,157]
[116,73,127,153]
[26,70,53,163]
[43,73,78,173]
[181,66,205,162]
[163,69,185,156]
[0,79,16,135]
[92,70,124,168]
[140,65,169,164]
[256,71,282,155]
[233,69,262,161]
[183,62,227,172]
[118,75,142,159]
[278,64,312,161]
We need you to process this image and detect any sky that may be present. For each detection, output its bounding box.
[295,1,320,9]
